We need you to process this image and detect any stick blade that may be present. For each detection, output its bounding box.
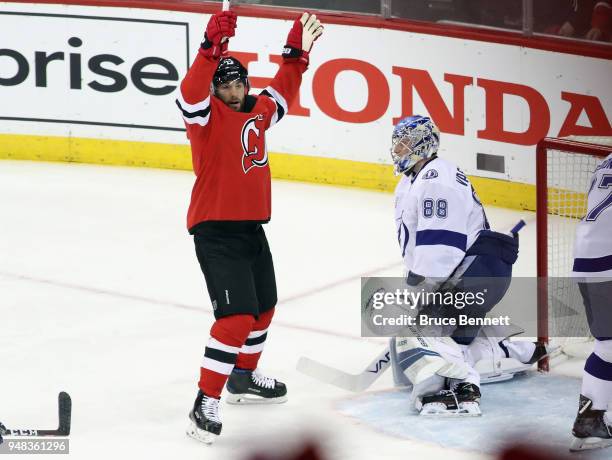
[58,392,71,435]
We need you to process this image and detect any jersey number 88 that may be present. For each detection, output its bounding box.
[423,198,448,218]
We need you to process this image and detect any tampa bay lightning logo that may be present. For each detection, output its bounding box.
[423,169,438,179]
[241,114,268,174]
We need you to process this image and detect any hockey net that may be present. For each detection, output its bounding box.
[536,136,612,371]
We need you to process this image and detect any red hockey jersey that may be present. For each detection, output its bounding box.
[176,49,306,231]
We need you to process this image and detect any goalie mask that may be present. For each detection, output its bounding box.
[391,116,440,175]
[211,56,250,95]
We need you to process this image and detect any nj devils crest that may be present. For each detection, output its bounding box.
[241,114,268,174]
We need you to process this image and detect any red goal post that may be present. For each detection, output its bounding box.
[536,136,612,371]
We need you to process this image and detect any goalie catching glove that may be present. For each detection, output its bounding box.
[201,11,238,58]
[283,12,323,65]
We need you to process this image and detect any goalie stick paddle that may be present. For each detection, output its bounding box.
[297,219,528,393]
[0,392,71,437]
[509,219,526,236]
[297,348,392,392]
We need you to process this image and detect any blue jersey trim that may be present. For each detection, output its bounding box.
[415,229,467,251]
[573,254,612,273]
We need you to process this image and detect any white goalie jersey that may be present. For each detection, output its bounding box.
[394,156,489,279]
[572,152,612,280]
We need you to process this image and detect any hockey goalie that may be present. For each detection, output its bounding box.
[374,116,549,417]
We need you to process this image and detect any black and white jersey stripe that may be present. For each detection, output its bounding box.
[175,91,211,126]
[260,86,288,128]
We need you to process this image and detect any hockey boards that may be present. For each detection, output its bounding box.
[297,348,392,393]
[0,392,71,438]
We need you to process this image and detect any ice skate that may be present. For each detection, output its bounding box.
[570,395,612,452]
[186,390,222,444]
[226,368,287,404]
[417,382,482,417]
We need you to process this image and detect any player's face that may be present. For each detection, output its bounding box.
[216,80,246,112]
[392,137,412,158]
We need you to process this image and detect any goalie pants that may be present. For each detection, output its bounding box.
[422,230,519,345]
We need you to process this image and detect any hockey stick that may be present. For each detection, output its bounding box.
[297,220,527,392]
[0,392,71,437]
[509,219,526,236]
[297,348,391,393]
[220,0,231,44]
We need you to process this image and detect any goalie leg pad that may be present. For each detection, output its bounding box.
[361,277,408,336]
[393,336,449,406]
[393,333,475,409]
[474,357,532,384]
[394,336,446,385]
[465,324,544,383]
[390,337,411,388]
[395,334,470,384]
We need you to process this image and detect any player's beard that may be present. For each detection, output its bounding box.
[227,98,243,112]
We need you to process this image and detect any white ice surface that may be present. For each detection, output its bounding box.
[337,372,606,457]
[0,160,584,459]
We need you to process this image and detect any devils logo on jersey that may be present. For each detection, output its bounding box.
[241,114,268,174]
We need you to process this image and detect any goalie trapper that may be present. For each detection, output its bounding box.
[416,382,482,417]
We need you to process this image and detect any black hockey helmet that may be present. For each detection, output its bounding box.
[212,56,249,93]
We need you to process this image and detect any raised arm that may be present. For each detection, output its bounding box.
[260,12,323,129]
[176,11,237,127]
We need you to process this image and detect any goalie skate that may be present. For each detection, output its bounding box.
[416,382,482,417]
[570,395,612,452]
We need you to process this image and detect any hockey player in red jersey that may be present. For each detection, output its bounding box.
[176,8,323,444]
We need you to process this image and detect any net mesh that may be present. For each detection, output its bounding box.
[544,136,612,357]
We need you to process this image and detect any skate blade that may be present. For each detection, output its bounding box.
[225,393,288,405]
[419,402,481,417]
[186,421,218,445]
[570,436,612,452]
